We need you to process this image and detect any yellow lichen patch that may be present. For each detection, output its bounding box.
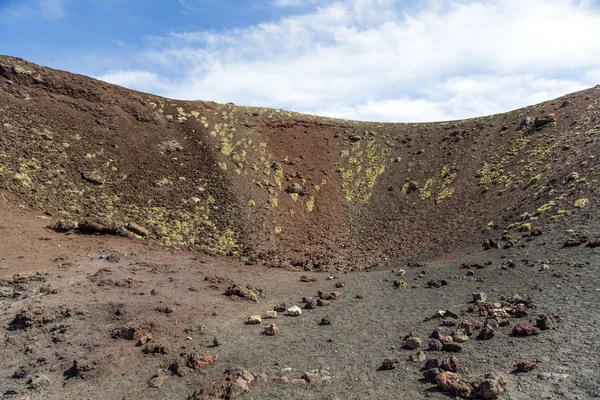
[155,178,173,187]
[306,195,315,212]
[274,226,282,234]
[435,186,455,205]
[289,193,299,201]
[248,199,256,207]
[269,197,278,208]
[574,198,589,208]
[218,162,228,171]
[419,179,434,200]
[536,200,555,215]
[338,138,389,204]
[13,172,33,188]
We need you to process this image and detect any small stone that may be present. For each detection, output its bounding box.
[452,329,469,343]
[213,337,220,347]
[536,313,558,330]
[404,336,422,349]
[148,370,166,388]
[136,334,153,346]
[439,336,454,344]
[319,317,331,326]
[335,282,345,288]
[274,303,287,312]
[424,358,440,370]
[303,371,331,386]
[484,318,499,329]
[394,280,408,289]
[431,327,449,339]
[441,356,460,372]
[12,365,30,379]
[304,299,318,309]
[410,351,426,363]
[423,368,442,383]
[512,323,541,336]
[264,310,278,319]
[381,357,400,370]
[428,339,443,351]
[477,326,495,340]
[316,299,329,306]
[515,360,537,372]
[472,292,487,302]
[27,374,52,389]
[264,324,278,336]
[286,183,303,194]
[302,296,313,303]
[247,315,262,324]
[442,343,462,353]
[286,306,302,316]
[477,372,507,399]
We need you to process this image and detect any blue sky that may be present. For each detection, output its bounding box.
[2,0,600,122]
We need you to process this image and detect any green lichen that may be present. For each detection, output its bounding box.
[574,198,589,208]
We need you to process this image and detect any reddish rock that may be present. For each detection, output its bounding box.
[477,372,507,399]
[441,356,460,372]
[512,323,541,336]
[404,336,422,349]
[536,313,558,330]
[429,339,443,351]
[436,371,474,398]
[381,357,400,370]
[515,360,537,372]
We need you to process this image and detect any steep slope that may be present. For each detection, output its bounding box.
[1,56,599,268]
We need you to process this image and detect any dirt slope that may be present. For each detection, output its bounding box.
[1,55,600,269]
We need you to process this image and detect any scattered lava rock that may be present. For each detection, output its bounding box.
[429,339,443,351]
[512,323,541,336]
[441,356,460,372]
[12,365,30,379]
[51,220,76,232]
[319,317,332,326]
[477,372,507,399]
[410,351,426,363]
[436,371,474,398]
[443,343,463,353]
[563,234,588,247]
[515,360,537,372]
[187,350,217,370]
[381,357,400,370]
[112,326,142,341]
[143,343,171,355]
[477,326,495,340]
[263,324,278,336]
[536,313,558,330]
[225,284,264,302]
[64,359,94,380]
[404,336,422,349]
[586,236,600,247]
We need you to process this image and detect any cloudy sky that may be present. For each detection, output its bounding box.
[1,0,600,122]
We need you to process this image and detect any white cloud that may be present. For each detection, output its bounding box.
[96,70,170,94]
[96,0,600,122]
[272,0,319,6]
